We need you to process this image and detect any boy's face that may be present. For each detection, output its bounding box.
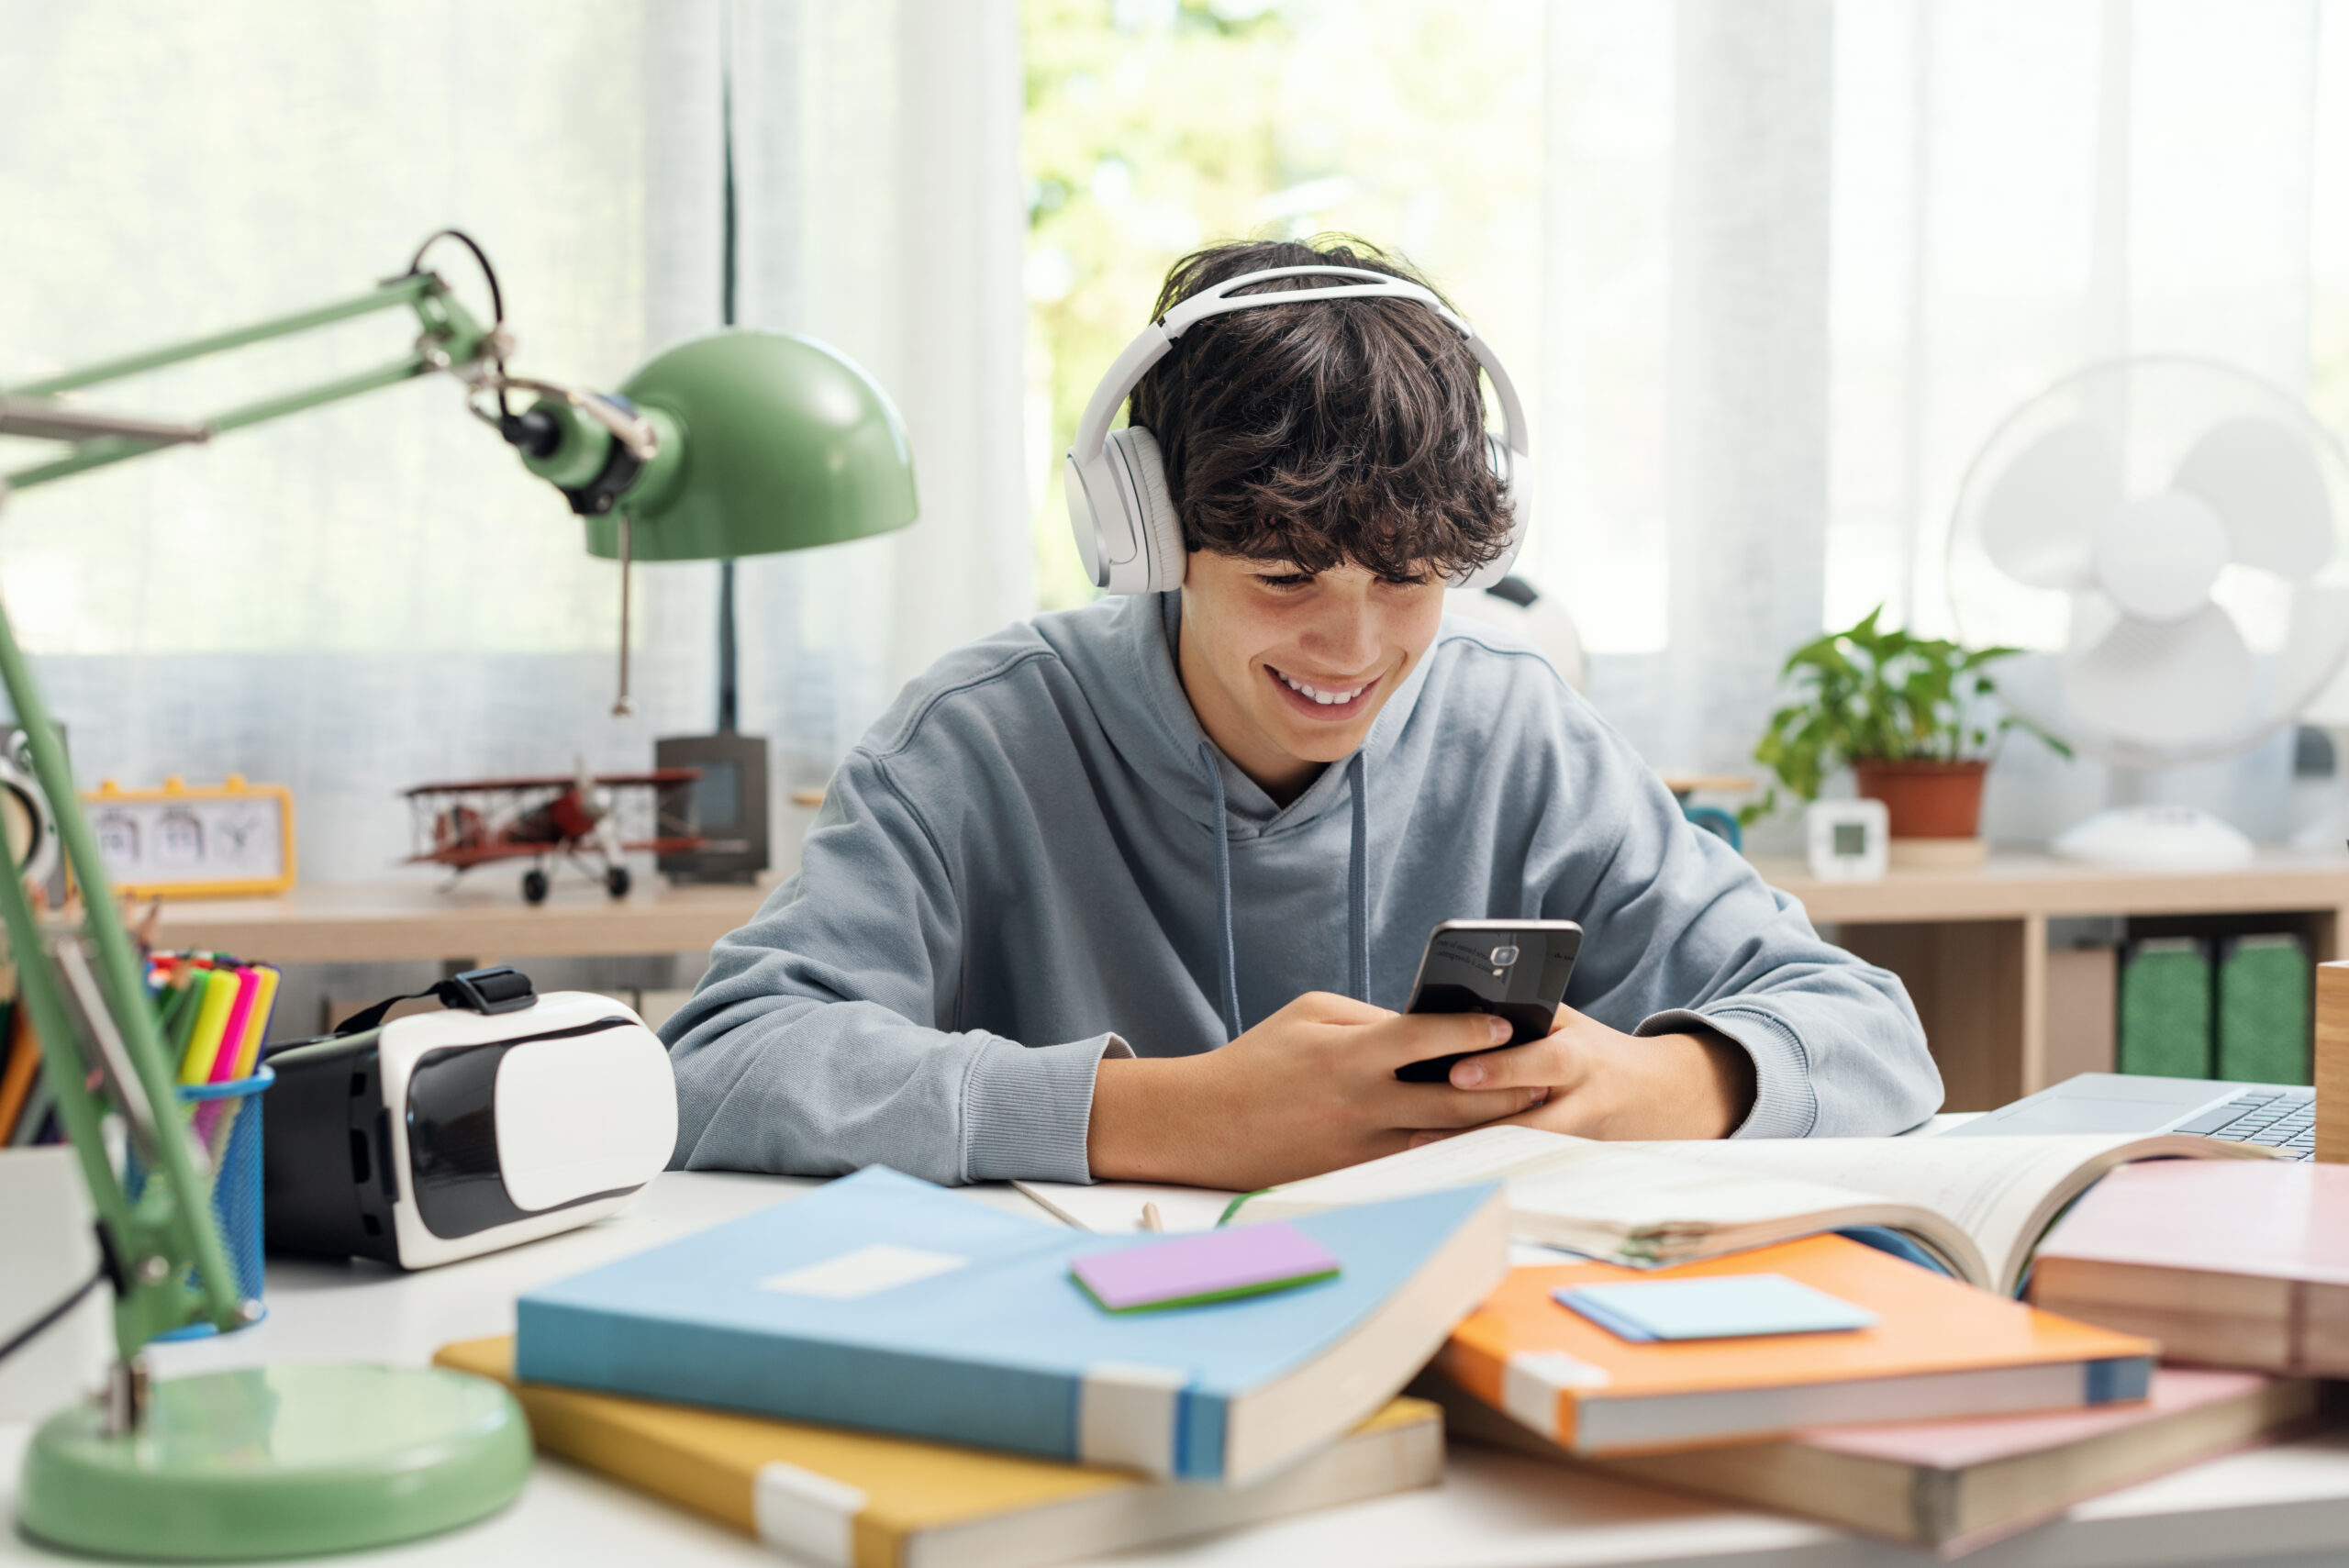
[1176,549,1448,799]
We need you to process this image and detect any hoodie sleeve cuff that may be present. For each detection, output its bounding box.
[1634,1006,1819,1140]
[961,1033,1136,1184]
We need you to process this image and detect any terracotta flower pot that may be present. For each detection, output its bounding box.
[1851,759,1987,840]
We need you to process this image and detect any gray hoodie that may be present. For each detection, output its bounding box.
[663,592,1942,1184]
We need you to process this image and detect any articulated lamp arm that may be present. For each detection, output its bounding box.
[0,235,650,1391]
[0,232,917,1410]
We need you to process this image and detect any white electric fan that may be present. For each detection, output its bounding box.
[1946,357,2349,868]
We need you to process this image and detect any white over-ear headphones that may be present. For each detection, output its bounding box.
[1063,264,1531,595]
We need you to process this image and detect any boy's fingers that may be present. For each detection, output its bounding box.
[1287,991,1393,1027]
[1448,1035,1576,1090]
[1395,1084,1544,1128]
[1370,1010,1512,1066]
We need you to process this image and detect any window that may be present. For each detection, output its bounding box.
[1021,0,1545,611]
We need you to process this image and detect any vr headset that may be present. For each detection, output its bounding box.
[262,968,677,1270]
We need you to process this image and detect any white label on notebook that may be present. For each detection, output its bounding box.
[752,1462,866,1566]
[1078,1362,1194,1476]
[1504,1350,1612,1432]
[758,1243,969,1300]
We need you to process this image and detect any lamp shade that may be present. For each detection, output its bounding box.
[580,331,918,562]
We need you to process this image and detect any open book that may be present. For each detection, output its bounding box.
[1228,1124,2271,1296]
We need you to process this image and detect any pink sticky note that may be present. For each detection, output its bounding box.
[1070,1222,1341,1312]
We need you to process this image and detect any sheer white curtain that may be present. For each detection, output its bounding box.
[725,0,1031,794]
[1541,0,2339,842]
[0,0,1030,880]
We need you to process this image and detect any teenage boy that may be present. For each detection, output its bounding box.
[663,238,1941,1190]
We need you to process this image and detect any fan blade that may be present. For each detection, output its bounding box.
[2061,602,2254,749]
[2091,492,2228,624]
[2280,583,2349,722]
[2169,417,2334,580]
[1978,421,2118,590]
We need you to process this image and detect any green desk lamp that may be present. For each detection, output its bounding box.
[0,231,918,1560]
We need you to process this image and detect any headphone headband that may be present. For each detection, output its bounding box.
[1063,264,1530,594]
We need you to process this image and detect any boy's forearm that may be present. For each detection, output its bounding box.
[1085,1054,1208,1184]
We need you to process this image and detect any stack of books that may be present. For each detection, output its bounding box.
[1223,1125,2321,1554]
[464,1126,2331,1562]
[443,1165,1510,1567]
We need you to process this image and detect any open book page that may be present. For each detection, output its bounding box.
[1610,1135,2272,1296]
[1234,1125,1595,1211]
[1500,1149,1988,1284]
[1236,1126,1989,1284]
[1011,1181,1237,1234]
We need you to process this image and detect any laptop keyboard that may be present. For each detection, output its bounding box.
[2171,1086,2317,1160]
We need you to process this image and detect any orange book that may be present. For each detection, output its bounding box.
[0,1006,39,1144]
[1439,1234,2155,1456]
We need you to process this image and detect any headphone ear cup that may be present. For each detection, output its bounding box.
[1106,425,1187,594]
[1452,434,1531,593]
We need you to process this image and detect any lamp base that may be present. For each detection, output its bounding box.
[17,1363,529,1560]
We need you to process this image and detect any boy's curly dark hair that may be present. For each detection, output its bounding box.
[1126,235,1513,581]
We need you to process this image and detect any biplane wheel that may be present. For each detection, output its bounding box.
[605,865,631,899]
[521,869,550,905]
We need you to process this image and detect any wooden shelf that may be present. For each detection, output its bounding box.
[1753,851,2349,924]
[1754,851,2349,1113]
[145,876,774,967]
[139,849,2349,1118]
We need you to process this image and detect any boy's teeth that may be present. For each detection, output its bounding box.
[1279,672,1362,705]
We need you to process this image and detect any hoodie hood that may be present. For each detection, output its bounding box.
[1038,592,1419,1034]
[1041,590,1437,838]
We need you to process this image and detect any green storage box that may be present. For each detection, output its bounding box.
[2118,937,2211,1079]
[2217,933,2311,1084]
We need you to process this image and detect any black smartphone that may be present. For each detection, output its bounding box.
[1394,919,1583,1083]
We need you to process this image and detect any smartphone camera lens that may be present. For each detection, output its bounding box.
[1489,945,1520,966]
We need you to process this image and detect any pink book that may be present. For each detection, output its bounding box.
[1435,1364,2317,1556]
[2030,1161,2349,1374]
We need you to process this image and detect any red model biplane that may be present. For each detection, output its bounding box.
[404,762,703,903]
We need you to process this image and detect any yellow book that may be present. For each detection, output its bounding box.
[436,1337,1441,1568]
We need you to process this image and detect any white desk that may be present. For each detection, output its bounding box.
[8,1172,2349,1568]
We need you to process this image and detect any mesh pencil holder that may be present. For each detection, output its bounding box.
[124,1065,274,1340]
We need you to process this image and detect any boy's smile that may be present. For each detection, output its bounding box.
[1177,549,1447,804]
[1265,662,1381,721]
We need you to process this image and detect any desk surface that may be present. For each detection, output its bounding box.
[8,1172,2349,1568]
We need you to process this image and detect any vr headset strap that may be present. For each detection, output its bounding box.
[330,966,538,1037]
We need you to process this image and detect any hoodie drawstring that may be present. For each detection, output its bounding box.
[1346,751,1369,1005]
[1199,742,1244,1040]
[1197,743,1372,1042]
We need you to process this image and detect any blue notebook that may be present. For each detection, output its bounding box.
[516,1166,1506,1483]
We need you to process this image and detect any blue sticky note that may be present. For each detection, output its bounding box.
[1556,1273,1877,1342]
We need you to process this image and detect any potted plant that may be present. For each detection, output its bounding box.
[1742,606,2069,857]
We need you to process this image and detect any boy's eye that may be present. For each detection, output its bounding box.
[1255,573,1314,590]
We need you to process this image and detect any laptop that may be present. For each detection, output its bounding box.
[1938,1073,2315,1160]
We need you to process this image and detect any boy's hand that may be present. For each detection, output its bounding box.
[1087,992,1545,1190]
[1414,1005,1756,1145]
